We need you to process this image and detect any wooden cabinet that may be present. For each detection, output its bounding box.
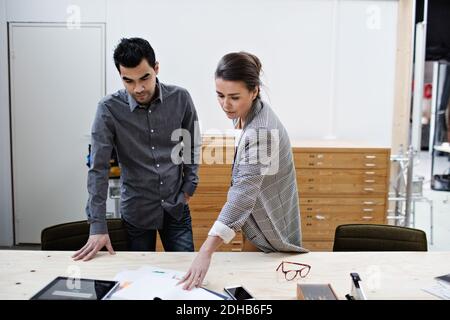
[294,146,390,251]
[157,139,390,252]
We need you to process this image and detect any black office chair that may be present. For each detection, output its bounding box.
[41,219,128,251]
[333,224,428,252]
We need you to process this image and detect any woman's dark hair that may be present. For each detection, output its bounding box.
[215,52,262,98]
[113,37,156,71]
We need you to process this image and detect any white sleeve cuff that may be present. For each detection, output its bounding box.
[208,220,236,244]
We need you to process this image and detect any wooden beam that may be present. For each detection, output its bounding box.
[388,0,416,225]
[391,0,415,154]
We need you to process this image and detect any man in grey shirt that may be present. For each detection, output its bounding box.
[73,38,200,261]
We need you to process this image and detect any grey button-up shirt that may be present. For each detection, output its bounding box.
[86,79,200,235]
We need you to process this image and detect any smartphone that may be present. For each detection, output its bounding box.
[224,285,255,300]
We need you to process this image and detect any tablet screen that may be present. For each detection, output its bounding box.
[30,276,119,300]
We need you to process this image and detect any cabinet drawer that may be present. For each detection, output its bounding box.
[302,211,385,223]
[300,204,385,215]
[302,219,385,240]
[297,167,388,195]
[190,194,227,220]
[201,145,235,165]
[195,165,232,193]
[294,152,388,169]
[157,230,243,252]
[299,197,386,206]
[218,244,243,252]
[297,169,387,185]
[198,165,232,176]
[299,183,387,195]
[302,241,334,252]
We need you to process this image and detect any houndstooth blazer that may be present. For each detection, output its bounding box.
[208,99,309,253]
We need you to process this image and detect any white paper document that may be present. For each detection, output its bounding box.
[422,282,450,300]
[110,266,222,300]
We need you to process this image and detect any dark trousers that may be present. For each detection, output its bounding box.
[123,204,194,252]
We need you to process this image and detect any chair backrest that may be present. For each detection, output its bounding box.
[333,224,428,252]
[41,219,128,251]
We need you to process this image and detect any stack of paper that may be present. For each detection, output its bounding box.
[109,266,224,300]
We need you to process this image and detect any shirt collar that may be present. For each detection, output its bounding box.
[128,78,163,112]
[235,98,263,129]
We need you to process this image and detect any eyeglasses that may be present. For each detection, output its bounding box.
[276,261,311,281]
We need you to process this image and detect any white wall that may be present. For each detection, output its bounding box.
[106,0,337,139]
[0,0,106,245]
[0,0,14,246]
[106,0,397,144]
[5,0,105,22]
[0,0,399,244]
[334,1,397,142]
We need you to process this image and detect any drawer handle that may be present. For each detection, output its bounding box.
[362,216,373,220]
[365,155,377,159]
[317,154,324,159]
[363,208,374,212]
[363,201,374,205]
[365,171,375,175]
[315,215,326,220]
[365,163,376,167]
[231,241,242,245]
[364,179,375,183]
[317,162,323,166]
[231,249,242,252]
[364,188,374,191]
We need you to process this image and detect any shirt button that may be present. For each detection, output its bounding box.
[160,181,163,185]
[152,146,155,150]
[161,199,164,203]
[156,164,160,167]
[151,129,154,133]
[148,110,152,113]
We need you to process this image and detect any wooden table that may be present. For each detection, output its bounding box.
[1,250,448,300]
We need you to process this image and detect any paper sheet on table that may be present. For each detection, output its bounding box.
[113,265,208,286]
[110,273,222,300]
[422,282,450,300]
[110,265,219,300]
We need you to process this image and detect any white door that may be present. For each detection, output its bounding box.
[9,23,105,244]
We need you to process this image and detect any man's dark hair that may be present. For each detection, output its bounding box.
[113,37,156,71]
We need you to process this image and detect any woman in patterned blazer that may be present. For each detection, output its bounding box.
[179,52,308,290]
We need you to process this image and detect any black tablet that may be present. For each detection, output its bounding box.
[30,276,120,300]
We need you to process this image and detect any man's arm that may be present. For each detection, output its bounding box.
[72,103,116,261]
[181,90,201,198]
